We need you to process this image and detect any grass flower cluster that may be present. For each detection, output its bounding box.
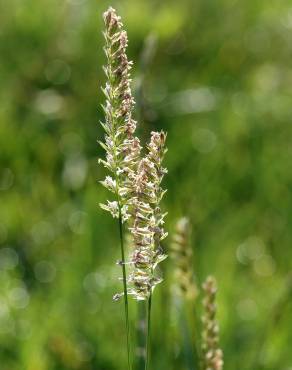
[99,7,141,222]
[128,131,168,301]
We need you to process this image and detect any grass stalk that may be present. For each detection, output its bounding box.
[118,204,132,370]
[145,293,152,370]
[180,305,195,370]
[136,303,147,370]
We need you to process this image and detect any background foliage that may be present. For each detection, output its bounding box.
[0,0,292,369]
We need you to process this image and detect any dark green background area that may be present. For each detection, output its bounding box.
[0,0,291,369]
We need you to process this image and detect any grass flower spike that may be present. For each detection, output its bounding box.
[201,276,223,370]
[99,7,141,219]
[171,217,198,301]
[128,131,168,301]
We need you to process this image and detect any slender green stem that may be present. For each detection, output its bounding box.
[118,206,132,370]
[180,305,195,370]
[189,302,201,370]
[145,293,152,370]
[136,302,147,370]
[178,301,200,370]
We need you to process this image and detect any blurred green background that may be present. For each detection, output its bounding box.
[0,0,292,369]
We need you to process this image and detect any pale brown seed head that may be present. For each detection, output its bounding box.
[201,276,223,370]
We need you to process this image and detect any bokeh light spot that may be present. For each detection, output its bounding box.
[83,271,107,294]
[34,260,56,283]
[0,248,19,270]
[170,87,217,115]
[59,132,84,156]
[45,59,71,85]
[192,128,217,153]
[0,168,14,191]
[236,236,265,265]
[8,287,30,309]
[253,255,276,277]
[68,211,87,234]
[31,221,55,246]
[62,154,88,190]
[0,305,15,334]
[34,89,64,116]
[237,298,258,321]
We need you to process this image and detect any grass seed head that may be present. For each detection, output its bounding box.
[127,131,168,300]
[171,217,198,301]
[201,276,224,370]
[99,7,141,220]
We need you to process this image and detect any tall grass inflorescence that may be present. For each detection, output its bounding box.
[99,7,168,370]
[99,7,142,369]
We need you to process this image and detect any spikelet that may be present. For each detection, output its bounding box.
[127,131,168,300]
[171,217,198,301]
[201,276,224,370]
[99,7,141,221]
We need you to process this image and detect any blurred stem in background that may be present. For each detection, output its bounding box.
[179,302,196,370]
[171,218,200,369]
[249,273,292,370]
[135,33,158,127]
[174,298,201,370]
